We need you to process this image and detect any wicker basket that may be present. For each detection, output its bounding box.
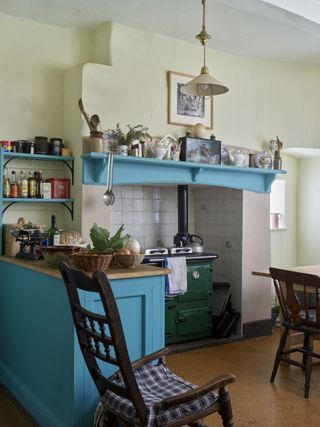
[69,252,113,272]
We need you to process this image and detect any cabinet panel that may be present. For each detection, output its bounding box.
[165,298,177,341]
[177,307,212,336]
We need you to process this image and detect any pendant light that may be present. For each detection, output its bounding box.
[181,0,228,97]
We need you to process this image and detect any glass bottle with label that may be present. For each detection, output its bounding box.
[3,169,10,198]
[10,171,19,198]
[18,170,28,198]
[28,171,37,198]
[47,214,60,246]
[37,170,44,198]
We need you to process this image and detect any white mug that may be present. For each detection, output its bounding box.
[118,145,128,156]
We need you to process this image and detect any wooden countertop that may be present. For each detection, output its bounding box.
[0,256,171,280]
[252,265,320,278]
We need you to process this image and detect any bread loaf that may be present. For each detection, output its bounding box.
[59,231,82,246]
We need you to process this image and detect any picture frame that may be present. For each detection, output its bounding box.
[167,71,213,129]
[180,136,221,164]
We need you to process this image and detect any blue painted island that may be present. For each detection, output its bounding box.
[0,256,169,427]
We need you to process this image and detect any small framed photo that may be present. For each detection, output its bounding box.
[167,71,213,129]
[180,136,221,164]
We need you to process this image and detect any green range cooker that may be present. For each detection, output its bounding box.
[143,249,218,345]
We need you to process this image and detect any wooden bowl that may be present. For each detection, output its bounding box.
[116,254,145,268]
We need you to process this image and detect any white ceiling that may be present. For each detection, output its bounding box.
[2,0,320,64]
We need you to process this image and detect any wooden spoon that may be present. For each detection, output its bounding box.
[90,114,100,132]
[78,98,95,132]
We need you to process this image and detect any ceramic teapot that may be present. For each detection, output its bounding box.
[228,149,248,167]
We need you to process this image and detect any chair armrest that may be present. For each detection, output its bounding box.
[131,347,170,370]
[159,373,236,410]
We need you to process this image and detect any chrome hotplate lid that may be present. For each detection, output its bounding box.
[143,251,219,263]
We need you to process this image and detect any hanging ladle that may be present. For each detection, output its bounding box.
[103,153,115,206]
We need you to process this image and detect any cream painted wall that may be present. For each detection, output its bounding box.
[270,154,298,268]
[0,13,92,140]
[242,191,271,323]
[0,13,92,228]
[297,157,320,265]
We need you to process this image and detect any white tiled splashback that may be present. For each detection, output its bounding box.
[110,184,243,314]
[110,186,196,249]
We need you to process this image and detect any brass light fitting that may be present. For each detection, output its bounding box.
[181,0,229,97]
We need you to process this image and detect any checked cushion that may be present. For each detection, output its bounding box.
[95,361,217,426]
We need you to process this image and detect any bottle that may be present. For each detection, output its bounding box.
[273,151,282,170]
[37,170,44,198]
[3,169,10,198]
[47,214,60,246]
[18,170,28,198]
[28,171,37,198]
[10,171,19,198]
[34,171,38,197]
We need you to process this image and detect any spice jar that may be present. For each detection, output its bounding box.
[34,136,49,155]
[15,140,25,153]
[49,138,63,156]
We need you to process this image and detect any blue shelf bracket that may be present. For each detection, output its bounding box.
[83,157,107,185]
[191,167,203,183]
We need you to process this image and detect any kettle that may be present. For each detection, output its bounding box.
[188,235,204,253]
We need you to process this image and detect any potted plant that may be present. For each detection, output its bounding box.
[107,123,151,156]
[70,223,130,272]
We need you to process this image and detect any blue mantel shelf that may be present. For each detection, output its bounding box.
[82,153,286,193]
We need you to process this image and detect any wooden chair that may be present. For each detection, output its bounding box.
[59,262,235,426]
[269,267,320,398]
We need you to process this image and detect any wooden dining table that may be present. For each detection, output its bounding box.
[252,265,320,349]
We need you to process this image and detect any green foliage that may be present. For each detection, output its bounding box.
[107,123,151,146]
[86,223,130,253]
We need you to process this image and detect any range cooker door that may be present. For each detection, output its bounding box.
[176,307,212,337]
[178,261,213,303]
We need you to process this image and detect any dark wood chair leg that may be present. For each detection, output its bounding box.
[270,327,288,383]
[304,334,313,398]
[302,333,308,371]
[218,386,234,427]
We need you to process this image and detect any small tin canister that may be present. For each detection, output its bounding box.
[49,138,63,156]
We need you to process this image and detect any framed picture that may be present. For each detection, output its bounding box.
[167,71,213,129]
[180,136,221,164]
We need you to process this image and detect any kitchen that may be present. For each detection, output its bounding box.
[1,1,320,426]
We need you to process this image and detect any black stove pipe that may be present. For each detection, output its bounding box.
[173,185,190,247]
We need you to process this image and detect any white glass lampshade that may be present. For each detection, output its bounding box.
[180,69,229,97]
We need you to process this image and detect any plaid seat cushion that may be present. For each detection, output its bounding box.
[99,361,217,426]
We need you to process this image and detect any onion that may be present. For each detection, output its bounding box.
[125,238,140,254]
